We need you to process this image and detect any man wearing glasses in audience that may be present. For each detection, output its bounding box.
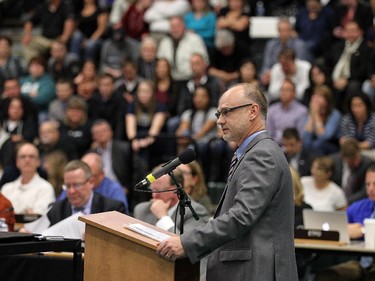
[1,142,55,215]
[47,160,126,226]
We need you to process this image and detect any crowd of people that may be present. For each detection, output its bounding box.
[0,0,375,279]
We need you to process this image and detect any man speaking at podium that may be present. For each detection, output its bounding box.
[157,84,298,281]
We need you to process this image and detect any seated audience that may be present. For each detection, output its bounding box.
[290,166,313,280]
[21,0,75,64]
[178,161,216,216]
[48,78,75,123]
[340,92,375,158]
[294,0,334,58]
[90,119,142,210]
[0,35,24,93]
[229,58,259,89]
[261,18,311,87]
[69,0,109,62]
[47,160,126,227]
[314,164,375,281]
[329,138,374,205]
[0,77,38,125]
[282,128,316,178]
[0,97,38,168]
[208,29,246,88]
[126,79,168,170]
[73,59,98,97]
[1,142,55,215]
[42,151,68,197]
[216,0,251,58]
[100,27,140,80]
[302,62,333,107]
[20,56,56,122]
[137,36,157,81]
[133,167,209,233]
[57,152,129,214]
[327,20,371,112]
[266,79,308,145]
[301,156,347,211]
[157,16,209,83]
[268,47,311,103]
[59,96,92,157]
[175,85,217,157]
[38,120,78,162]
[120,0,151,42]
[115,59,142,107]
[47,40,80,81]
[302,85,342,156]
[143,0,191,37]
[91,73,127,140]
[184,0,216,53]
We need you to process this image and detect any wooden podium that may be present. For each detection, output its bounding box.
[79,211,200,281]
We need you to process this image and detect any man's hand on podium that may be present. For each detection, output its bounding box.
[157,236,186,262]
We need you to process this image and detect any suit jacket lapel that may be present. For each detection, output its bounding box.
[214,132,272,218]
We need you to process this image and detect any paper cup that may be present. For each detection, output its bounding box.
[364,218,375,248]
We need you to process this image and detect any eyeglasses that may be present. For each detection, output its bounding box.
[17,154,38,160]
[62,179,89,191]
[215,103,253,119]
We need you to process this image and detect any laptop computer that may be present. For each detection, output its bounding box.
[303,209,350,244]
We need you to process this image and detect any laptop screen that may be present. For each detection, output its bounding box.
[303,209,350,244]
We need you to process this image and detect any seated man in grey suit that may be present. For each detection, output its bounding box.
[47,160,126,226]
[329,138,375,205]
[133,167,209,234]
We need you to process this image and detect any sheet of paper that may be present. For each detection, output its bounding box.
[42,212,85,240]
[125,223,171,242]
[24,214,51,233]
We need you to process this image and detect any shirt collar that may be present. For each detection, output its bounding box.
[236,130,266,159]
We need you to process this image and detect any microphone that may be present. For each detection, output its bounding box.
[135,148,196,189]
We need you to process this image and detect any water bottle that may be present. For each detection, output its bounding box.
[0,218,8,232]
[256,1,265,17]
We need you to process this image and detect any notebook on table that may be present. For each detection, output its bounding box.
[302,209,350,244]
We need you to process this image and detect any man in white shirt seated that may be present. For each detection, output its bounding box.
[1,142,55,215]
[133,166,209,234]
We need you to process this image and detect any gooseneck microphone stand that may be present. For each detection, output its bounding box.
[168,171,199,234]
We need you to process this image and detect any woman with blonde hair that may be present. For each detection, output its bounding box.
[43,151,68,197]
[178,160,216,215]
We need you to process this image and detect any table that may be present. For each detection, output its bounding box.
[0,237,83,281]
[295,240,375,257]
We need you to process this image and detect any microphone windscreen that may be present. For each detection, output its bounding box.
[179,148,196,164]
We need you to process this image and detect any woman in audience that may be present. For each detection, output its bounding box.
[184,0,216,53]
[290,165,314,280]
[229,58,259,89]
[175,85,217,157]
[340,92,375,158]
[0,97,38,168]
[74,59,98,93]
[125,79,168,169]
[301,156,347,211]
[302,62,333,107]
[302,85,341,156]
[43,151,68,197]
[70,0,109,62]
[216,0,251,57]
[20,56,55,123]
[59,96,92,158]
[178,160,216,216]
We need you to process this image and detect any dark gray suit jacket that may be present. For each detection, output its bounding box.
[181,132,298,281]
[329,153,374,205]
[47,192,126,226]
[133,200,210,234]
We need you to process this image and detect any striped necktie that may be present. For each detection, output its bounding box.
[228,153,238,180]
